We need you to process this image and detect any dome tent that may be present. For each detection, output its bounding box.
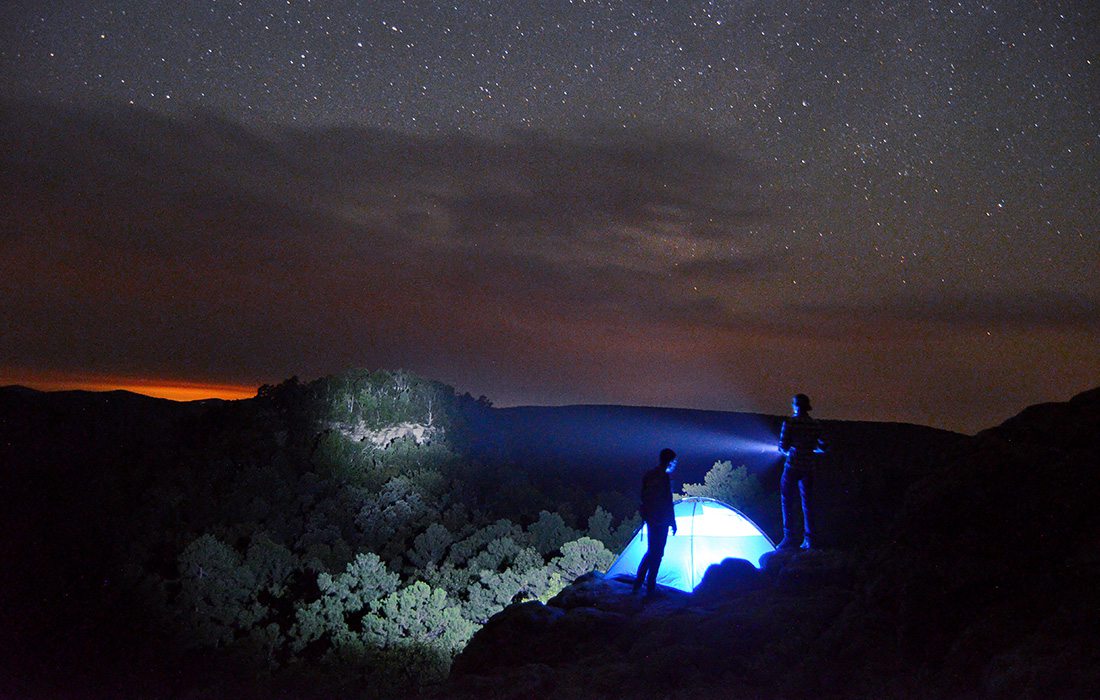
[605,497,776,592]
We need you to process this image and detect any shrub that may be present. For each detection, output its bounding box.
[681,461,766,514]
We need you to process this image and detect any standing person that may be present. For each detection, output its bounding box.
[777,393,826,550]
[633,448,678,597]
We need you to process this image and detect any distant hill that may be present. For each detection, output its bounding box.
[0,382,968,557]
[465,402,966,543]
[468,403,964,484]
[0,383,963,489]
[0,383,966,538]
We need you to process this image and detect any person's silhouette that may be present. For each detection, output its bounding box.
[777,393,826,549]
[633,448,678,597]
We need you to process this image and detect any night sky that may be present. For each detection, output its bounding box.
[1,1,1097,433]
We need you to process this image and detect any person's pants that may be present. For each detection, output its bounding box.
[780,466,815,537]
[635,523,669,592]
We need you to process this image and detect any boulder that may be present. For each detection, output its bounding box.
[450,601,563,676]
[693,557,762,598]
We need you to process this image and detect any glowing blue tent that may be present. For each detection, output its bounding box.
[605,497,775,592]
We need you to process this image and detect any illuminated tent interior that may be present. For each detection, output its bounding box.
[605,497,776,592]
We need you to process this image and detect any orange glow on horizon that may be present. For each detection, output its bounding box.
[3,374,258,402]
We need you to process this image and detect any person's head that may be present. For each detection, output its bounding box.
[792,393,812,415]
[659,447,678,473]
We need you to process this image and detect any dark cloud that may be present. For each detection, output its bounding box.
[792,291,1100,333]
[5,99,1094,434]
[675,254,779,280]
[889,292,1099,331]
[0,98,775,385]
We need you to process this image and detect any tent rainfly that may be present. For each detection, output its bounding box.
[605,497,776,592]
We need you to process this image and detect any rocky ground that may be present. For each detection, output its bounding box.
[444,551,863,699]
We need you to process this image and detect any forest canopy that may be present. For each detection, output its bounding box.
[115,370,674,693]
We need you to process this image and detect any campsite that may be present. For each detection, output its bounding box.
[2,373,1097,698]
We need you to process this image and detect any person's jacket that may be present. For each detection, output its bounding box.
[779,414,825,471]
[639,466,675,528]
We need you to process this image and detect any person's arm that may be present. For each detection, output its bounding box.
[666,474,677,534]
[778,420,791,456]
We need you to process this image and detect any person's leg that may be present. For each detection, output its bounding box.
[645,525,669,593]
[778,467,798,548]
[634,523,654,592]
[634,554,649,592]
[799,471,815,548]
[634,540,651,592]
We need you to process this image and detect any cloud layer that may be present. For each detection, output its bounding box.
[0,99,772,379]
[2,99,1096,432]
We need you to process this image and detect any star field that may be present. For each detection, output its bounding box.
[0,1,1097,432]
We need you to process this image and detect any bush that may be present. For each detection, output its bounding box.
[552,537,616,582]
[682,461,766,514]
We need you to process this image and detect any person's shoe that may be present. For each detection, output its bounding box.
[776,533,798,550]
[800,534,813,550]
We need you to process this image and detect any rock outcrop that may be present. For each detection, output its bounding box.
[333,420,437,448]
[445,552,856,699]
